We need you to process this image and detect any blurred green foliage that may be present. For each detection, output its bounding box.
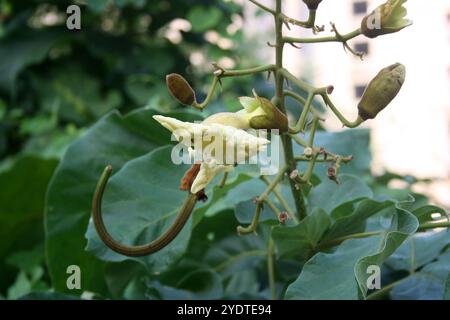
[0,0,260,297]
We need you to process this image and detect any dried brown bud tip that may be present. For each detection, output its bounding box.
[302,0,322,10]
[180,163,201,191]
[279,212,288,225]
[327,85,334,94]
[166,73,196,106]
[289,169,299,179]
[327,167,336,178]
[327,167,339,184]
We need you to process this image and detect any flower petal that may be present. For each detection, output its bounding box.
[190,162,234,194]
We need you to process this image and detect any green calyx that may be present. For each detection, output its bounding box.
[361,0,412,38]
[237,91,288,133]
[358,63,406,120]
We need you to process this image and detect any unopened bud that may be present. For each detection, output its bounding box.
[166,73,196,106]
[289,169,299,179]
[327,166,339,184]
[279,212,288,225]
[302,0,322,10]
[304,147,313,157]
[361,0,412,39]
[358,63,405,120]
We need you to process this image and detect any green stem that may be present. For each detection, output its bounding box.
[366,278,406,300]
[219,172,229,188]
[261,176,298,224]
[284,90,325,120]
[289,92,314,134]
[320,93,364,128]
[267,239,276,300]
[316,220,450,252]
[193,65,276,110]
[264,198,282,220]
[290,134,308,148]
[308,116,319,147]
[300,152,319,182]
[237,165,288,234]
[418,220,450,231]
[237,202,263,235]
[283,28,361,44]
[194,76,219,110]
[274,0,307,221]
[280,68,315,92]
[315,231,382,251]
[221,64,276,78]
[282,9,316,29]
[249,0,275,15]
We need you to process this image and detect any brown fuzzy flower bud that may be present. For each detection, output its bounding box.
[358,63,405,120]
[166,73,196,106]
[302,0,322,10]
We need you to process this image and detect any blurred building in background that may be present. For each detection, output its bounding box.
[244,0,450,207]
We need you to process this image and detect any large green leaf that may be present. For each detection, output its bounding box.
[382,229,450,300]
[390,250,450,300]
[285,203,418,299]
[285,237,375,300]
[355,204,419,298]
[147,261,223,300]
[145,209,270,300]
[85,146,192,271]
[320,199,392,243]
[0,156,57,292]
[272,209,330,262]
[411,205,448,224]
[307,174,372,214]
[386,230,450,272]
[45,109,201,295]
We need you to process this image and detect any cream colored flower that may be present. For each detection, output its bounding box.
[190,160,233,194]
[153,114,270,193]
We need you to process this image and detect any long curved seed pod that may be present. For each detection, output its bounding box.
[92,165,198,257]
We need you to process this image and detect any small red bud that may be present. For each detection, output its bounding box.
[327,167,336,177]
[326,85,334,94]
[289,169,299,179]
[279,212,288,225]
